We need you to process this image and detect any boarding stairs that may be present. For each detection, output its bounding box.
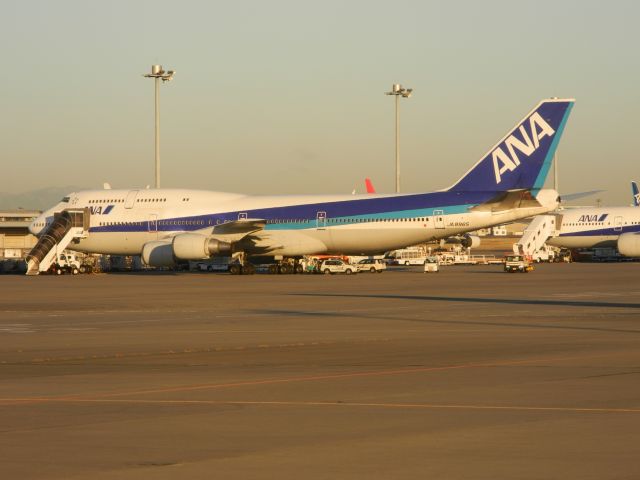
[25,209,89,275]
[513,214,560,256]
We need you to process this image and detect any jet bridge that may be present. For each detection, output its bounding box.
[25,208,89,275]
[513,214,560,256]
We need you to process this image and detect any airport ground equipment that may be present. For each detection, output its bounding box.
[25,209,89,275]
[513,214,559,258]
[423,257,440,273]
[504,255,533,272]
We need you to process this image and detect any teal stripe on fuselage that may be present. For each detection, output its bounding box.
[264,204,473,230]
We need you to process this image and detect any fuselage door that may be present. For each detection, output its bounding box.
[148,214,158,238]
[614,216,623,232]
[316,211,327,230]
[125,190,139,209]
[433,210,445,229]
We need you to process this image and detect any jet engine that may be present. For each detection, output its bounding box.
[172,233,232,260]
[141,240,174,267]
[141,235,233,267]
[460,234,481,249]
[617,233,640,257]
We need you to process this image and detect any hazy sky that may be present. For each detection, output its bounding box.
[2,0,639,205]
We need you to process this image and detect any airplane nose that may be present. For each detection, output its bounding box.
[28,217,42,236]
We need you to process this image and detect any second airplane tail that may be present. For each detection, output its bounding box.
[446,98,574,193]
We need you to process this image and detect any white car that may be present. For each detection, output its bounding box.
[320,259,357,275]
[356,258,386,273]
[423,256,440,273]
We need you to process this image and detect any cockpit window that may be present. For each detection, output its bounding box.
[61,196,70,203]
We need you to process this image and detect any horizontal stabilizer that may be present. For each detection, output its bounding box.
[469,189,543,213]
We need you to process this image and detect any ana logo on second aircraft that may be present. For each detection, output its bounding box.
[578,214,608,223]
[89,205,114,215]
[492,112,556,184]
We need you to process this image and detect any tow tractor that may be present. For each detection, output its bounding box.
[504,255,534,273]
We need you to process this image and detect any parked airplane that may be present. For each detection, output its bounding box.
[518,183,640,257]
[544,206,640,256]
[27,98,574,274]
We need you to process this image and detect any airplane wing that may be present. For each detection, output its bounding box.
[560,190,603,203]
[211,218,266,242]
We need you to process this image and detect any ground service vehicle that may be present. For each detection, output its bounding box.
[504,255,534,273]
[387,248,428,266]
[424,256,440,273]
[356,258,386,273]
[320,259,356,275]
[49,252,83,275]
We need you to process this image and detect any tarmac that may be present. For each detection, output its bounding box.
[1,263,639,479]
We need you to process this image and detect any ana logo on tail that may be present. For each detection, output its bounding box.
[493,112,555,184]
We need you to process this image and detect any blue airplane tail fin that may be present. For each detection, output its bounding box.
[632,181,639,206]
[447,98,574,192]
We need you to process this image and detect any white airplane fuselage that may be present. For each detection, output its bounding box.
[547,206,640,249]
[30,188,559,257]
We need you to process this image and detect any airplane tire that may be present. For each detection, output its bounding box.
[279,264,292,275]
[243,264,256,275]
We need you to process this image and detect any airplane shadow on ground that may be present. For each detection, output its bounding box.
[268,293,640,335]
[289,293,640,310]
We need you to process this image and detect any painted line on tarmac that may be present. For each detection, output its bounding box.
[0,351,630,405]
[1,397,639,414]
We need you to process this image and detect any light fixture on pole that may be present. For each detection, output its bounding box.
[385,83,412,193]
[143,65,175,189]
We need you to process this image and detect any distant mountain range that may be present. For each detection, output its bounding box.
[0,187,86,211]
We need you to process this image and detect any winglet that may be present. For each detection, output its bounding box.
[632,181,639,206]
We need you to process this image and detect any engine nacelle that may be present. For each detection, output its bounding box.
[460,234,481,249]
[617,233,640,257]
[172,233,232,260]
[141,240,175,267]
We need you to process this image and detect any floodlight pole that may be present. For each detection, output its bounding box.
[143,65,175,189]
[385,84,412,193]
[154,76,160,189]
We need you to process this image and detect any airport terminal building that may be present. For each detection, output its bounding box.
[0,210,40,260]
